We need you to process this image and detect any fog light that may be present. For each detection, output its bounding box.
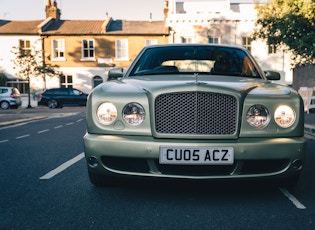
[88,156,98,168]
[292,160,302,170]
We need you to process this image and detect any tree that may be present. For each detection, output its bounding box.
[11,40,60,108]
[0,73,7,86]
[253,0,315,68]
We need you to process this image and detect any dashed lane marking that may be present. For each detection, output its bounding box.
[39,152,84,180]
[16,134,30,139]
[279,187,306,209]
[38,129,49,134]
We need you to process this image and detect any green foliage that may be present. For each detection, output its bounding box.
[253,0,315,67]
[0,73,7,86]
[11,40,61,83]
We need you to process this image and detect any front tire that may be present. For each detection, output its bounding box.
[47,99,58,109]
[88,168,114,187]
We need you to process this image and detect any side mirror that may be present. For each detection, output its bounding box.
[108,68,124,81]
[264,70,281,81]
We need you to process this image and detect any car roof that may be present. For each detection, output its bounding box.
[143,43,248,51]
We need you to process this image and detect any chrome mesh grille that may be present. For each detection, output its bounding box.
[155,92,237,135]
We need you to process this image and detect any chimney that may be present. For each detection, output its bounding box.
[45,0,61,20]
[164,0,169,22]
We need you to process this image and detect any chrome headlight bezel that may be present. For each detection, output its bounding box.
[96,102,118,125]
[122,102,145,126]
[274,105,296,128]
[246,104,270,129]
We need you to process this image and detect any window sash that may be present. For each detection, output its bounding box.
[116,39,128,60]
[52,39,65,59]
[82,39,95,59]
[19,39,31,55]
[208,37,220,44]
[60,75,73,88]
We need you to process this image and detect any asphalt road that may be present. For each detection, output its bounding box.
[0,107,314,229]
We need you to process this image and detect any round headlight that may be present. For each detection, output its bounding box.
[274,105,296,128]
[122,103,145,126]
[97,102,117,125]
[246,104,270,128]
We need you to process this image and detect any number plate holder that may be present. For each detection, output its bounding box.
[160,147,234,165]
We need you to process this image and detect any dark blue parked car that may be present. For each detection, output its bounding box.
[38,88,88,109]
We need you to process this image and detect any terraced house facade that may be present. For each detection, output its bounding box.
[0,0,169,95]
[0,0,292,97]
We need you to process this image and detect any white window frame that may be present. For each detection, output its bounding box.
[19,39,31,55]
[115,39,129,61]
[242,37,253,53]
[60,74,73,88]
[52,39,65,61]
[81,39,95,61]
[208,37,220,44]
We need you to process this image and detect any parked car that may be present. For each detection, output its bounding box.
[0,86,22,109]
[38,88,88,109]
[84,44,306,187]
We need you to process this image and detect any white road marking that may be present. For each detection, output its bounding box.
[16,134,30,139]
[279,187,306,209]
[38,129,49,134]
[66,122,74,126]
[54,125,63,129]
[76,119,83,123]
[0,139,9,143]
[39,152,85,180]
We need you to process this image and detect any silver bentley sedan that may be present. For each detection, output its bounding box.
[83,44,306,187]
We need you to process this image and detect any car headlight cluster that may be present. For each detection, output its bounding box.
[246,104,296,129]
[246,104,270,128]
[97,102,118,125]
[274,105,296,128]
[97,102,145,126]
[122,103,145,126]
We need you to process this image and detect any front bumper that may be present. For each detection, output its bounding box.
[83,133,306,180]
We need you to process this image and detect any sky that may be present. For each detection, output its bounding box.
[1,0,165,21]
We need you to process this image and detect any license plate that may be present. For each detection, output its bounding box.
[160,147,234,165]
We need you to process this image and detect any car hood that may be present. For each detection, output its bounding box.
[100,75,291,96]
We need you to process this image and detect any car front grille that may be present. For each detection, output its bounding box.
[155,92,237,135]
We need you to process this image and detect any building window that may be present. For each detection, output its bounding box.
[82,39,95,60]
[60,75,73,88]
[268,44,278,54]
[115,39,128,60]
[52,39,65,60]
[181,37,193,43]
[242,37,253,52]
[176,2,186,14]
[93,76,103,88]
[145,39,158,46]
[208,37,220,44]
[19,39,31,56]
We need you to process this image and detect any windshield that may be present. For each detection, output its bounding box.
[129,46,261,78]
